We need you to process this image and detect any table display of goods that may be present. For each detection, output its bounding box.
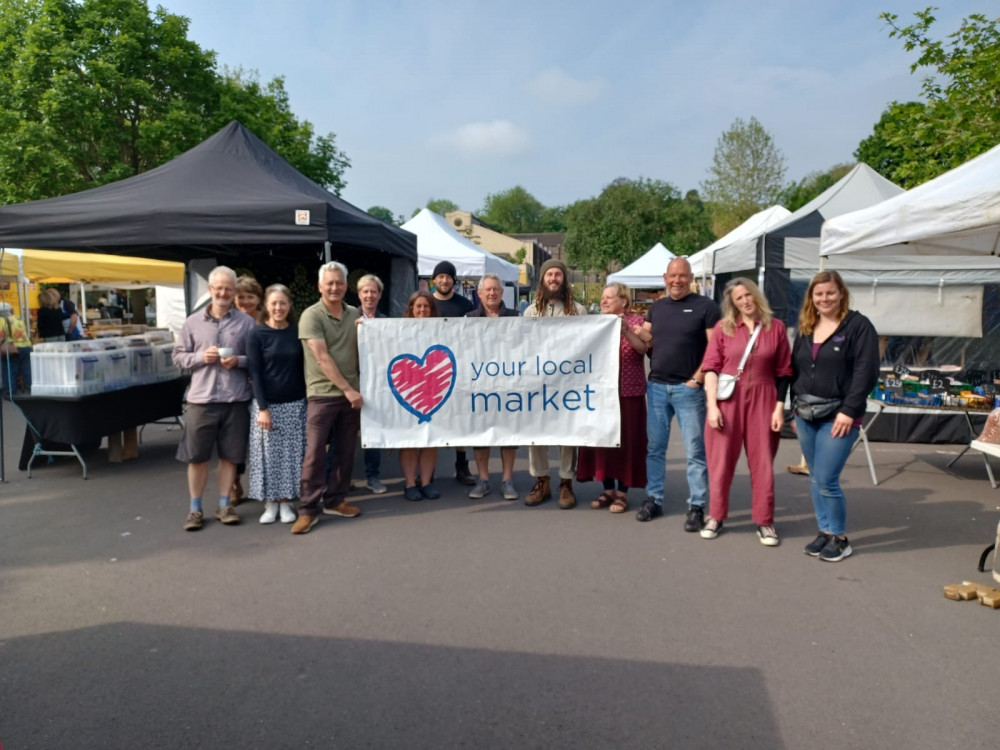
[871,366,998,411]
[30,330,178,396]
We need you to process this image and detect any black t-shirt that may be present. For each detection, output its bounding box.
[434,293,474,318]
[645,293,721,384]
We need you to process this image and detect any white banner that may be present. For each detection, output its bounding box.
[359,316,621,448]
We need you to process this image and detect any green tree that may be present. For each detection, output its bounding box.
[418,198,459,217]
[779,163,854,211]
[479,186,545,233]
[854,8,1000,187]
[539,205,568,232]
[0,0,349,203]
[366,205,397,224]
[701,116,786,236]
[214,67,349,193]
[563,178,714,272]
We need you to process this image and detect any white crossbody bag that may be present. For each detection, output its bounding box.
[715,324,761,401]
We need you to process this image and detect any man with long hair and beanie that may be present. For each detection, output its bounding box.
[522,259,586,509]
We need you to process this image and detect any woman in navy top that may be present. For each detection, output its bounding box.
[246,284,307,524]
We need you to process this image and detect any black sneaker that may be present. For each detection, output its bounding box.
[684,505,705,532]
[804,532,832,557]
[819,535,853,562]
[636,498,663,522]
[455,464,477,486]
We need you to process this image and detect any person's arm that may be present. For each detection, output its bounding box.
[246,328,270,411]
[832,316,880,437]
[171,321,214,369]
[685,327,714,388]
[306,338,363,409]
[622,315,647,354]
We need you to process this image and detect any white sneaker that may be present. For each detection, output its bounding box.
[757,524,780,547]
[279,502,297,524]
[259,502,279,524]
[700,517,722,539]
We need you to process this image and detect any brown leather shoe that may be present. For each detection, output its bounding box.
[558,479,576,509]
[229,478,244,506]
[322,501,362,517]
[524,476,551,506]
[291,514,319,534]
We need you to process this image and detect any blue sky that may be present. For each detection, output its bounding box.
[162,0,983,219]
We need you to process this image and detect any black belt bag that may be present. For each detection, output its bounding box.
[793,394,843,421]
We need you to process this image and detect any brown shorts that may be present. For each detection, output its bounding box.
[176,402,251,464]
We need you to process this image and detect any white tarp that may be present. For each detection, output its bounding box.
[359,316,621,448]
[697,205,791,275]
[821,142,1000,261]
[402,209,520,283]
[607,242,675,287]
[819,142,1000,288]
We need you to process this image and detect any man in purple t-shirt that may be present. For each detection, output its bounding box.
[637,257,720,531]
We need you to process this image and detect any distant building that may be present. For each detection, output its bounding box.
[444,211,550,290]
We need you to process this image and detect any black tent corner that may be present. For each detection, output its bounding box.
[0,120,417,313]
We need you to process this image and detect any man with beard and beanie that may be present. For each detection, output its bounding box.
[431,260,476,486]
[522,258,587,509]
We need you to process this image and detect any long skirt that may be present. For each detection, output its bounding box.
[577,394,647,488]
[248,399,307,502]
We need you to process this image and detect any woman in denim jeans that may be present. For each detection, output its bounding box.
[791,271,879,562]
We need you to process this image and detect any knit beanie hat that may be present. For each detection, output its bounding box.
[432,261,458,281]
[538,258,569,279]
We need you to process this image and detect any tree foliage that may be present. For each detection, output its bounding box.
[855,8,1000,187]
[0,0,349,204]
[366,205,396,225]
[701,116,786,236]
[420,198,459,217]
[479,186,545,234]
[778,163,853,212]
[563,179,714,273]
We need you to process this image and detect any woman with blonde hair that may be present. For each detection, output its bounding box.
[791,270,879,562]
[577,282,647,513]
[700,277,792,546]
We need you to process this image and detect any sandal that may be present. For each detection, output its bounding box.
[609,493,629,514]
[590,491,615,509]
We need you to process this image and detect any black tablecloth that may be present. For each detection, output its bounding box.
[16,377,188,470]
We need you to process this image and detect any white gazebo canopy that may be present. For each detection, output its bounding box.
[401,209,520,283]
[691,205,791,277]
[607,242,675,288]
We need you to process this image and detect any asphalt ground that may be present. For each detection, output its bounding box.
[1,399,999,749]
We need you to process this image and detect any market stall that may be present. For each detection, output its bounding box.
[607,242,675,288]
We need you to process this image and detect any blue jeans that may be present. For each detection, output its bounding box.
[795,417,858,536]
[645,381,708,507]
[364,448,381,480]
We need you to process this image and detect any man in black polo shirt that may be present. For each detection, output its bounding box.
[637,257,720,530]
[431,260,476,485]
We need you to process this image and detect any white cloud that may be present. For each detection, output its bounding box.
[431,120,531,159]
[527,67,606,107]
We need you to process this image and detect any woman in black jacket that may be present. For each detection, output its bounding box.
[792,271,879,562]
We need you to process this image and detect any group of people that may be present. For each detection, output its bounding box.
[171,255,879,562]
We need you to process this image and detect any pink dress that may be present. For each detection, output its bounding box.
[701,318,792,525]
[577,313,647,489]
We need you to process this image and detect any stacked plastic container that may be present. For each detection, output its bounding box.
[31,330,176,396]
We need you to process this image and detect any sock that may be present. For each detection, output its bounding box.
[219,495,230,509]
[189,497,202,513]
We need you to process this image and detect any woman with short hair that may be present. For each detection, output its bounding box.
[577,282,647,514]
[399,291,440,501]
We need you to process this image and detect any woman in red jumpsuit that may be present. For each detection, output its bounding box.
[700,277,792,546]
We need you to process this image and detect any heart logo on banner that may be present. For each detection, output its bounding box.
[387,345,457,423]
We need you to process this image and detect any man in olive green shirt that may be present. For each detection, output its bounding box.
[293,261,364,534]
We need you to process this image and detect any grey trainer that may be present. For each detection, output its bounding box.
[468,479,491,499]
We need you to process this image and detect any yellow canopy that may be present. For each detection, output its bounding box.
[0,250,17,278]
[18,249,184,285]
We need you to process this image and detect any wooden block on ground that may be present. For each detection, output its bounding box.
[978,590,1000,608]
[107,432,123,463]
[944,584,980,600]
[123,427,139,460]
